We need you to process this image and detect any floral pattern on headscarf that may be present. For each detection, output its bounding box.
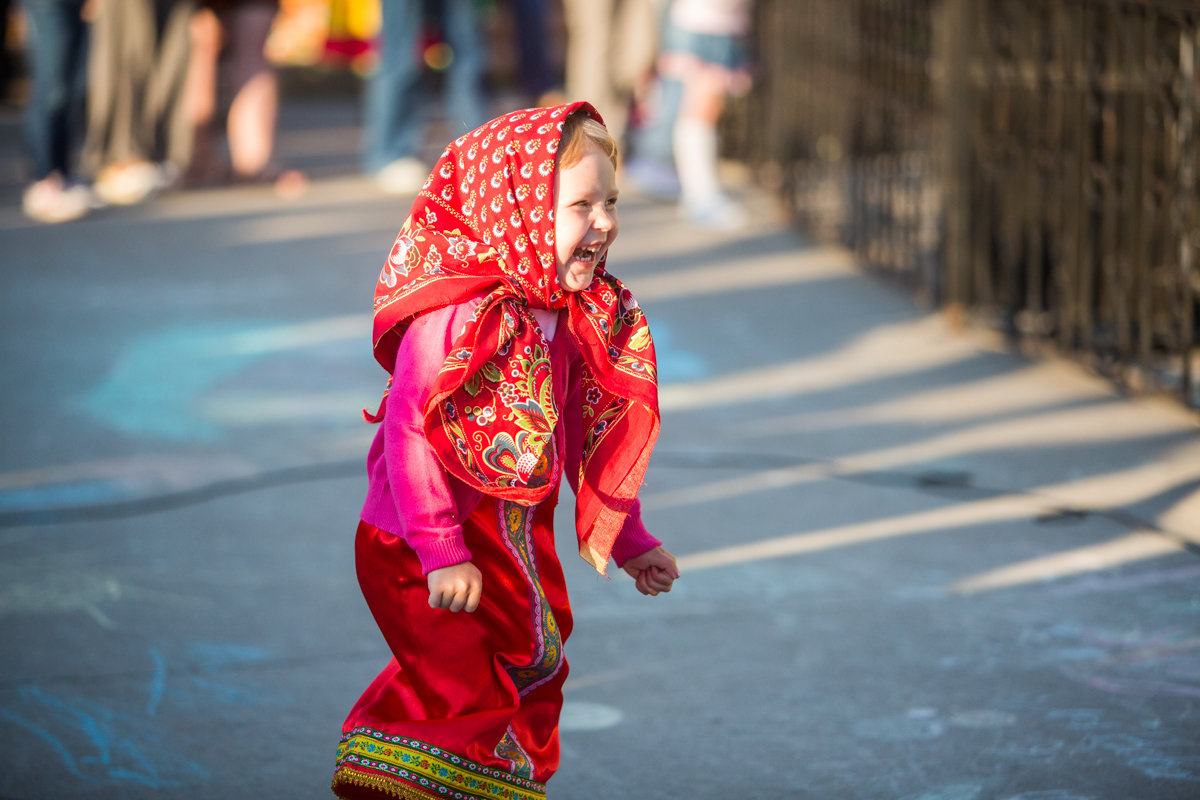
[368,102,659,573]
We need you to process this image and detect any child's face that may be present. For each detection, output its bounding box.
[553,141,619,293]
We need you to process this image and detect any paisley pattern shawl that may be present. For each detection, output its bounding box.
[369,102,659,574]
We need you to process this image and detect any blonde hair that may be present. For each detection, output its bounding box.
[558,111,619,170]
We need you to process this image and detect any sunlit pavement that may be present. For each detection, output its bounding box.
[1,92,1199,800]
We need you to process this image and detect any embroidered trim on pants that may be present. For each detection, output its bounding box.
[333,727,547,800]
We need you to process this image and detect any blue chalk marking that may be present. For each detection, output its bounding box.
[186,640,270,673]
[651,321,708,382]
[187,676,263,706]
[2,685,208,788]
[80,322,267,442]
[146,645,166,717]
[1048,647,1108,662]
[79,317,366,442]
[0,481,127,511]
[25,686,112,761]
[899,784,984,800]
[1053,564,1200,596]
[1126,755,1200,782]
[0,706,83,778]
[1046,708,1110,732]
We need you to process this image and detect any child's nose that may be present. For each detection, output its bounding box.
[593,207,614,231]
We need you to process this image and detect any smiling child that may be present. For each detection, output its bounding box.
[331,102,678,800]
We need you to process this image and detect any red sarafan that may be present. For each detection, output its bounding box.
[333,102,678,800]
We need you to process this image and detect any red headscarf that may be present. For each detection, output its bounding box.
[368,102,659,574]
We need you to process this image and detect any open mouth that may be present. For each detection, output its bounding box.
[572,244,602,263]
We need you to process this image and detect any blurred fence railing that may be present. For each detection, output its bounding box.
[729,0,1200,409]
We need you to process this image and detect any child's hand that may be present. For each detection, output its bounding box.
[427,562,483,612]
[621,546,680,596]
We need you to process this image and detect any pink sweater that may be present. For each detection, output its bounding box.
[360,297,662,574]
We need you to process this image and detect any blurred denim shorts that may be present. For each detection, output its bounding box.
[660,22,751,71]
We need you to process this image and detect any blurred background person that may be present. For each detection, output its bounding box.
[507,0,557,105]
[657,0,752,227]
[363,0,487,196]
[20,0,92,222]
[1,0,18,104]
[83,0,196,207]
[182,0,307,196]
[561,0,664,149]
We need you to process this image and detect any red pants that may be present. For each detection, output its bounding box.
[333,493,572,800]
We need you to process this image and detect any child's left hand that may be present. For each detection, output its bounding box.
[621,546,680,596]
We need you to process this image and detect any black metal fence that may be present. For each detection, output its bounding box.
[730,0,1200,408]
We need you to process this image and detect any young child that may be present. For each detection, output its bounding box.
[332,102,679,800]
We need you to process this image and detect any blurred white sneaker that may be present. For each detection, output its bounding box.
[622,156,681,201]
[682,193,748,231]
[94,160,170,206]
[375,158,429,196]
[22,174,92,224]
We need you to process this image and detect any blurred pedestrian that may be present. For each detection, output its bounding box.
[363,0,487,195]
[561,0,664,148]
[1,0,17,104]
[20,0,92,223]
[657,0,753,226]
[83,0,196,206]
[182,0,307,197]
[331,102,679,800]
[508,0,556,104]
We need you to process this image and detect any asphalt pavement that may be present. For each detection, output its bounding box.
[1,91,1199,800]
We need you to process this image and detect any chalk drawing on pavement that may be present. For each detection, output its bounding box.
[896,786,985,800]
[79,315,369,442]
[853,706,1018,743]
[0,641,282,791]
[1029,623,1200,699]
[0,685,208,789]
[649,321,707,382]
[0,569,123,629]
[1046,708,1200,783]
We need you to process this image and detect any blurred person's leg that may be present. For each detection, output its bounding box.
[1,0,16,102]
[620,0,681,200]
[440,0,486,135]
[363,0,424,190]
[82,0,154,172]
[182,4,222,183]
[219,1,307,196]
[221,3,277,178]
[143,0,196,174]
[21,0,92,223]
[510,0,553,102]
[611,0,664,97]
[22,0,87,180]
[85,0,183,205]
[624,75,681,199]
[673,69,727,216]
[657,11,750,227]
[562,0,629,143]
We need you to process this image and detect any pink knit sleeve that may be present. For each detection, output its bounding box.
[382,303,476,573]
[607,498,663,568]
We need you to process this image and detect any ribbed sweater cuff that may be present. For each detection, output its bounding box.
[609,517,662,568]
[412,536,473,575]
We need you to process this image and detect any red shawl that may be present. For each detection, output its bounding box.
[367,102,659,574]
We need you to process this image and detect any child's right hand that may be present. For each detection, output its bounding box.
[621,546,680,596]
[427,562,483,613]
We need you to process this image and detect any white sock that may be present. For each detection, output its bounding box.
[673,117,723,209]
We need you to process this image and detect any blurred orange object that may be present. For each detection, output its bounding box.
[326,0,381,74]
[265,0,380,73]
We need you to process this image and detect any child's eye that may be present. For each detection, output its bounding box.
[606,197,619,208]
